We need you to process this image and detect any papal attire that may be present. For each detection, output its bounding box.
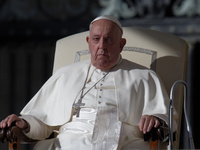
[20,57,176,150]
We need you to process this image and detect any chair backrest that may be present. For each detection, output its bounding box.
[53,27,188,149]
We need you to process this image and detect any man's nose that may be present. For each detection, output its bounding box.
[99,38,106,49]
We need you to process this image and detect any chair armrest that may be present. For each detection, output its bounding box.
[0,125,38,143]
[144,127,162,142]
[144,126,176,142]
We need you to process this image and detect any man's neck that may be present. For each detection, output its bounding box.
[92,55,122,71]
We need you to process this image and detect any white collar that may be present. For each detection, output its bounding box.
[87,55,122,82]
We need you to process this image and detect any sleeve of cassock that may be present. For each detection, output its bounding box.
[142,71,178,132]
[21,115,58,140]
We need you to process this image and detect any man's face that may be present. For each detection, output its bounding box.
[86,19,126,70]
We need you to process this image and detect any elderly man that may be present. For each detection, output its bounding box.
[0,16,175,149]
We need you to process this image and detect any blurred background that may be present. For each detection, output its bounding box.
[0,0,199,149]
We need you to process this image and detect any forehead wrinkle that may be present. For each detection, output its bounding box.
[90,21,119,38]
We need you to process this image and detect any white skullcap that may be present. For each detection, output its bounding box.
[89,15,123,33]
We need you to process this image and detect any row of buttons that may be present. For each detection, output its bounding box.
[98,73,105,105]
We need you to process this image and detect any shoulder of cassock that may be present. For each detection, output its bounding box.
[115,59,177,129]
[20,59,91,126]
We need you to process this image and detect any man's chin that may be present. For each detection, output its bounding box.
[96,57,108,63]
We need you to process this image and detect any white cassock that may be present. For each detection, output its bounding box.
[20,56,177,150]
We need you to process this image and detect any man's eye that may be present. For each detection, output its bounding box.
[93,38,99,42]
[105,38,111,43]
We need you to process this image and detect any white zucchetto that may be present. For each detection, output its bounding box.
[89,15,123,33]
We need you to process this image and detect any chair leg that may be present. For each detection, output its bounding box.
[150,140,159,150]
[9,138,20,150]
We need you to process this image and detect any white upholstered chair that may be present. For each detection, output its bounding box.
[0,27,188,150]
[54,27,188,149]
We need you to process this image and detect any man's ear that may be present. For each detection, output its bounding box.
[120,38,126,51]
[86,36,89,43]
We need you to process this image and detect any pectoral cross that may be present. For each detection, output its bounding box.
[72,98,85,117]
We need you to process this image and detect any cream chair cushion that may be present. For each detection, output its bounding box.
[53,27,188,149]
